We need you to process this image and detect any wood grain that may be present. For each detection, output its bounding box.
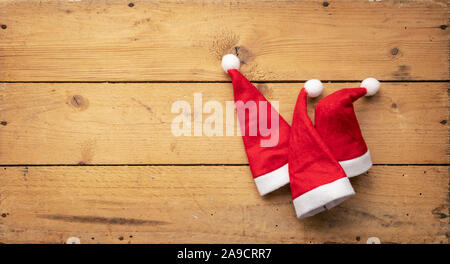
[0,0,447,81]
[0,82,447,165]
[0,165,447,244]
[0,0,447,245]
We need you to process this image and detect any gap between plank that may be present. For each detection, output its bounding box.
[0,164,448,167]
[0,80,448,84]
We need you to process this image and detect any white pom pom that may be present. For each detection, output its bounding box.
[221,54,240,72]
[304,79,323,98]
[361,77,380,96]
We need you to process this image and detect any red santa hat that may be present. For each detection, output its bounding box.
[289,81,355,219]
[221,54,291,196]
[314,78,380,177]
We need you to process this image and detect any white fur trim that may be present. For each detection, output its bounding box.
[304,79,323,98]
[293,177,355,219]
[221,54,240,72]
[338,150,372,178]
[361,77,380,96]
[254,163,289,196]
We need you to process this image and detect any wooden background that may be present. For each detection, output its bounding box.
[0,0,448,244]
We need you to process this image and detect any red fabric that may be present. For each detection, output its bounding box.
[314,88,368,161]
[228,69,291,179]
[289,88,347,199]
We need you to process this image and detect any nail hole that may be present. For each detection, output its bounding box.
[391,48,399,55]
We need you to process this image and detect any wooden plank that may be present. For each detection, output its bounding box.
[0,82,447,164]
[0,0,447,81]
[0,165,447,243]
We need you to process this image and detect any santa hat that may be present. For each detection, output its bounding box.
[289,80,355,219]
[314,78,380,177]
[221,54,291,196]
